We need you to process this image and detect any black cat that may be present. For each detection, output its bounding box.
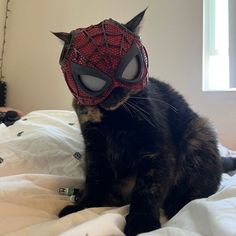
[54,10,235,236]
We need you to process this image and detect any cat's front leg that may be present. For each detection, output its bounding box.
[58,177,107,217]
[59,150,113,217]
[58,179,107,217]
[124,153,174,236]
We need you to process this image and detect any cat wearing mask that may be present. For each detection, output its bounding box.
[54,10,234,236]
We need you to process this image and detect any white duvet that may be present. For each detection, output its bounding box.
[0,110,235,236]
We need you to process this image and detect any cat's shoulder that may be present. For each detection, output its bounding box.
[147,77,179,95]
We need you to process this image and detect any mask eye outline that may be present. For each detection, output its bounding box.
[116,42,144,83]
[71,62,111,97]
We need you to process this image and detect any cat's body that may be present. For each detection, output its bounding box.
[55,10,227,236]
[60,78,222,235]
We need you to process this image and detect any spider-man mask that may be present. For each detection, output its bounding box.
[59,19,149,106]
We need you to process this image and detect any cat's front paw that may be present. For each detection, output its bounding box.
[124,213,160,236]
[58,205,84,218]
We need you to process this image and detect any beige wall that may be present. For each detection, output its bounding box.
[2,0,236,149]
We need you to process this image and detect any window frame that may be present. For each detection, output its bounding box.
[203,0,236,91]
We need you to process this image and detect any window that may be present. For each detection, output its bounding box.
[203,0,236,91]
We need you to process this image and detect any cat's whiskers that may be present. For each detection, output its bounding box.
[128,100,150,116]
[125,101,159,128]
[122,104,134,118]
[130,96,178,114]
[125,101,149,125]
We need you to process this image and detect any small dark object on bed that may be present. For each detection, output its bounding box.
[0,110,21,126]
[17,131,24,137]
[54,10,233,236]
[221,157,236,173]
[73,152,82,160]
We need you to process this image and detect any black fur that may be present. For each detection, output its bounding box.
[56,10,225,236]
[59,78,222,236]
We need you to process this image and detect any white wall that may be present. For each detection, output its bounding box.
[2,0,236,149]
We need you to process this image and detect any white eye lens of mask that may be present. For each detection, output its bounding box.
[122,57,139,80]
[80,75,106,91]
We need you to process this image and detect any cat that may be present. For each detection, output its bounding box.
[54,10,235,236]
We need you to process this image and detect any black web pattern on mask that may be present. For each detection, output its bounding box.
[72,20,134,76]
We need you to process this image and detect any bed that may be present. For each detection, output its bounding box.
[0,110,236,236]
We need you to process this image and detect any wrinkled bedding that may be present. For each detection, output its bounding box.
[0,110,235,236]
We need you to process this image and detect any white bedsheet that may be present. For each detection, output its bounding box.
[0,110,235,236]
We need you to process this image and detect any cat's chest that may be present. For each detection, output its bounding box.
[105,129,137,176]
[82,108,157,176]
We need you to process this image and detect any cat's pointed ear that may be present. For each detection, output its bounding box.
[125,8,147,33]
[52,32,70,43]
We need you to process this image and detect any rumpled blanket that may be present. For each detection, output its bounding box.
[0,110,235,236]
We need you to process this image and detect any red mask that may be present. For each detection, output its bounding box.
[59,19,149,106]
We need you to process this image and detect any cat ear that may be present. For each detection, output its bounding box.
[125,8,147,33]
[52,32,70,43]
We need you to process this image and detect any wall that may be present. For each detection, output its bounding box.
[3,0,236,149]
